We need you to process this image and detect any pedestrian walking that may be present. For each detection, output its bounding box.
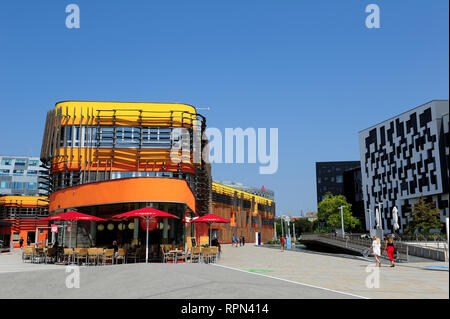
[27,236,31,247]
[19,237,24,248]
[384,235,395,267]
[242,236,245,246]
[280,236,286,252]
[369,235,381,267]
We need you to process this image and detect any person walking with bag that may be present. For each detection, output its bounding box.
[384,235,395,267]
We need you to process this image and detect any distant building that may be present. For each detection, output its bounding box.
[0,156,45,196]
[315,161,360,204]
[215,181,274,200]
[359,100,449,234]
[304,211,318,222]
[0,196,49,248]
[343,166,365,224]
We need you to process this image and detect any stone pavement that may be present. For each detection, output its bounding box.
[216,244,449,299]
[0,245,447,299]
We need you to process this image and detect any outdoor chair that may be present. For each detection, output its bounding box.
[200,247,212,263]
[161,245,175,263]
[22,247,33,263]
[87,248,100,266]
[190,246,201,263]
[35,248,46,264]
[62,248,74,264]
[44,247,58,264]
[115,248,127,264]
[103,249,115,265]
[127,247,143,263]
[210,246,219,263]
[175,249,187,263]
[75,248,88,265]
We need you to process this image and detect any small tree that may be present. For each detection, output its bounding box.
[405,196,443,234]
[317,192,360,232]
[293,218,313,236]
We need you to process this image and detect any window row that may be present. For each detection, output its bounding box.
[0,159,39,166]
[0,170,39,176]
[58,126,183,149]
[49,170,196,193]
[0,181,38,190]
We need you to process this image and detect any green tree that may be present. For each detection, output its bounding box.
[317,192,360,232]
[405,196,443,234]
[293,218,313,236]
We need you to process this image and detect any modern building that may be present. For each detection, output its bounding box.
[39,101,275,253]
[304,211,318,222]
[215,181,275,200]
[315,161,360,204]
[209,182,275,243]
[359,100,449,234]
[0,155,45,196]
[343,166,365,224]
[0,196,49,248]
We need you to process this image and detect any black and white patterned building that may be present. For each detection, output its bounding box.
[359,100,449,234]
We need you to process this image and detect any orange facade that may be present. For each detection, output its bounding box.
[0,196,49,248]
[49,177,196,213]
[38,101,274,248]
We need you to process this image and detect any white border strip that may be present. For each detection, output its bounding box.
[211,263,369,299]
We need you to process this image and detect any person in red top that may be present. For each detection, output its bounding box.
[280,236,286,252]
[384,235,395,267]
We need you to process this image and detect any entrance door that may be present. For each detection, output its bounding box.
[27,231,36,245]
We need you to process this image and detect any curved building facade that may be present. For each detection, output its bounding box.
[40,101,211,251]
[40,101,274,253]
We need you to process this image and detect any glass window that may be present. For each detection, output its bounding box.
[0,169,10,176]
[336,175,343,183]
[26,182,37,190]
[13,170,24,176]
[27,170,38,175]
[1,158,13,165]
[15,159,27,165]
[12,232,20,242]
[12,182,23,190]
[28,160,39,166]
[317,177,321,184]
[0,181,9,189]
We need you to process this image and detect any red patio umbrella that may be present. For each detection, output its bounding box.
[40,211,106,248]
[190,213,230,246]
[113,207,179,263]
[40,211,106,221]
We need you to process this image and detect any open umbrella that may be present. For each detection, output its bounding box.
[40,211,106,248]
[392,206,400,231]
[190,213,230,246]
[113,207,179,263]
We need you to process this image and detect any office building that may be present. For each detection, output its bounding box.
[0,155,45,196]
[359,100,449,234]
[315,161,360,204]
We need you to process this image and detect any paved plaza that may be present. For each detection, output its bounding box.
[0,245,448,299]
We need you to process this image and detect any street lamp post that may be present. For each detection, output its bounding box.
[339,206,345,238]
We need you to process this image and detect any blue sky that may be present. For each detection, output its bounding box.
[0,1,448,216]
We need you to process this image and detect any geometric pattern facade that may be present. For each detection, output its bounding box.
[358,100,449,233]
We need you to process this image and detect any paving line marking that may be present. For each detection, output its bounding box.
[211,263,369,299]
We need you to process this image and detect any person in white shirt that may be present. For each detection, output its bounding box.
[369,235,381,267]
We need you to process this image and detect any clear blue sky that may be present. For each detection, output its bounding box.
[0,1,448,216]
